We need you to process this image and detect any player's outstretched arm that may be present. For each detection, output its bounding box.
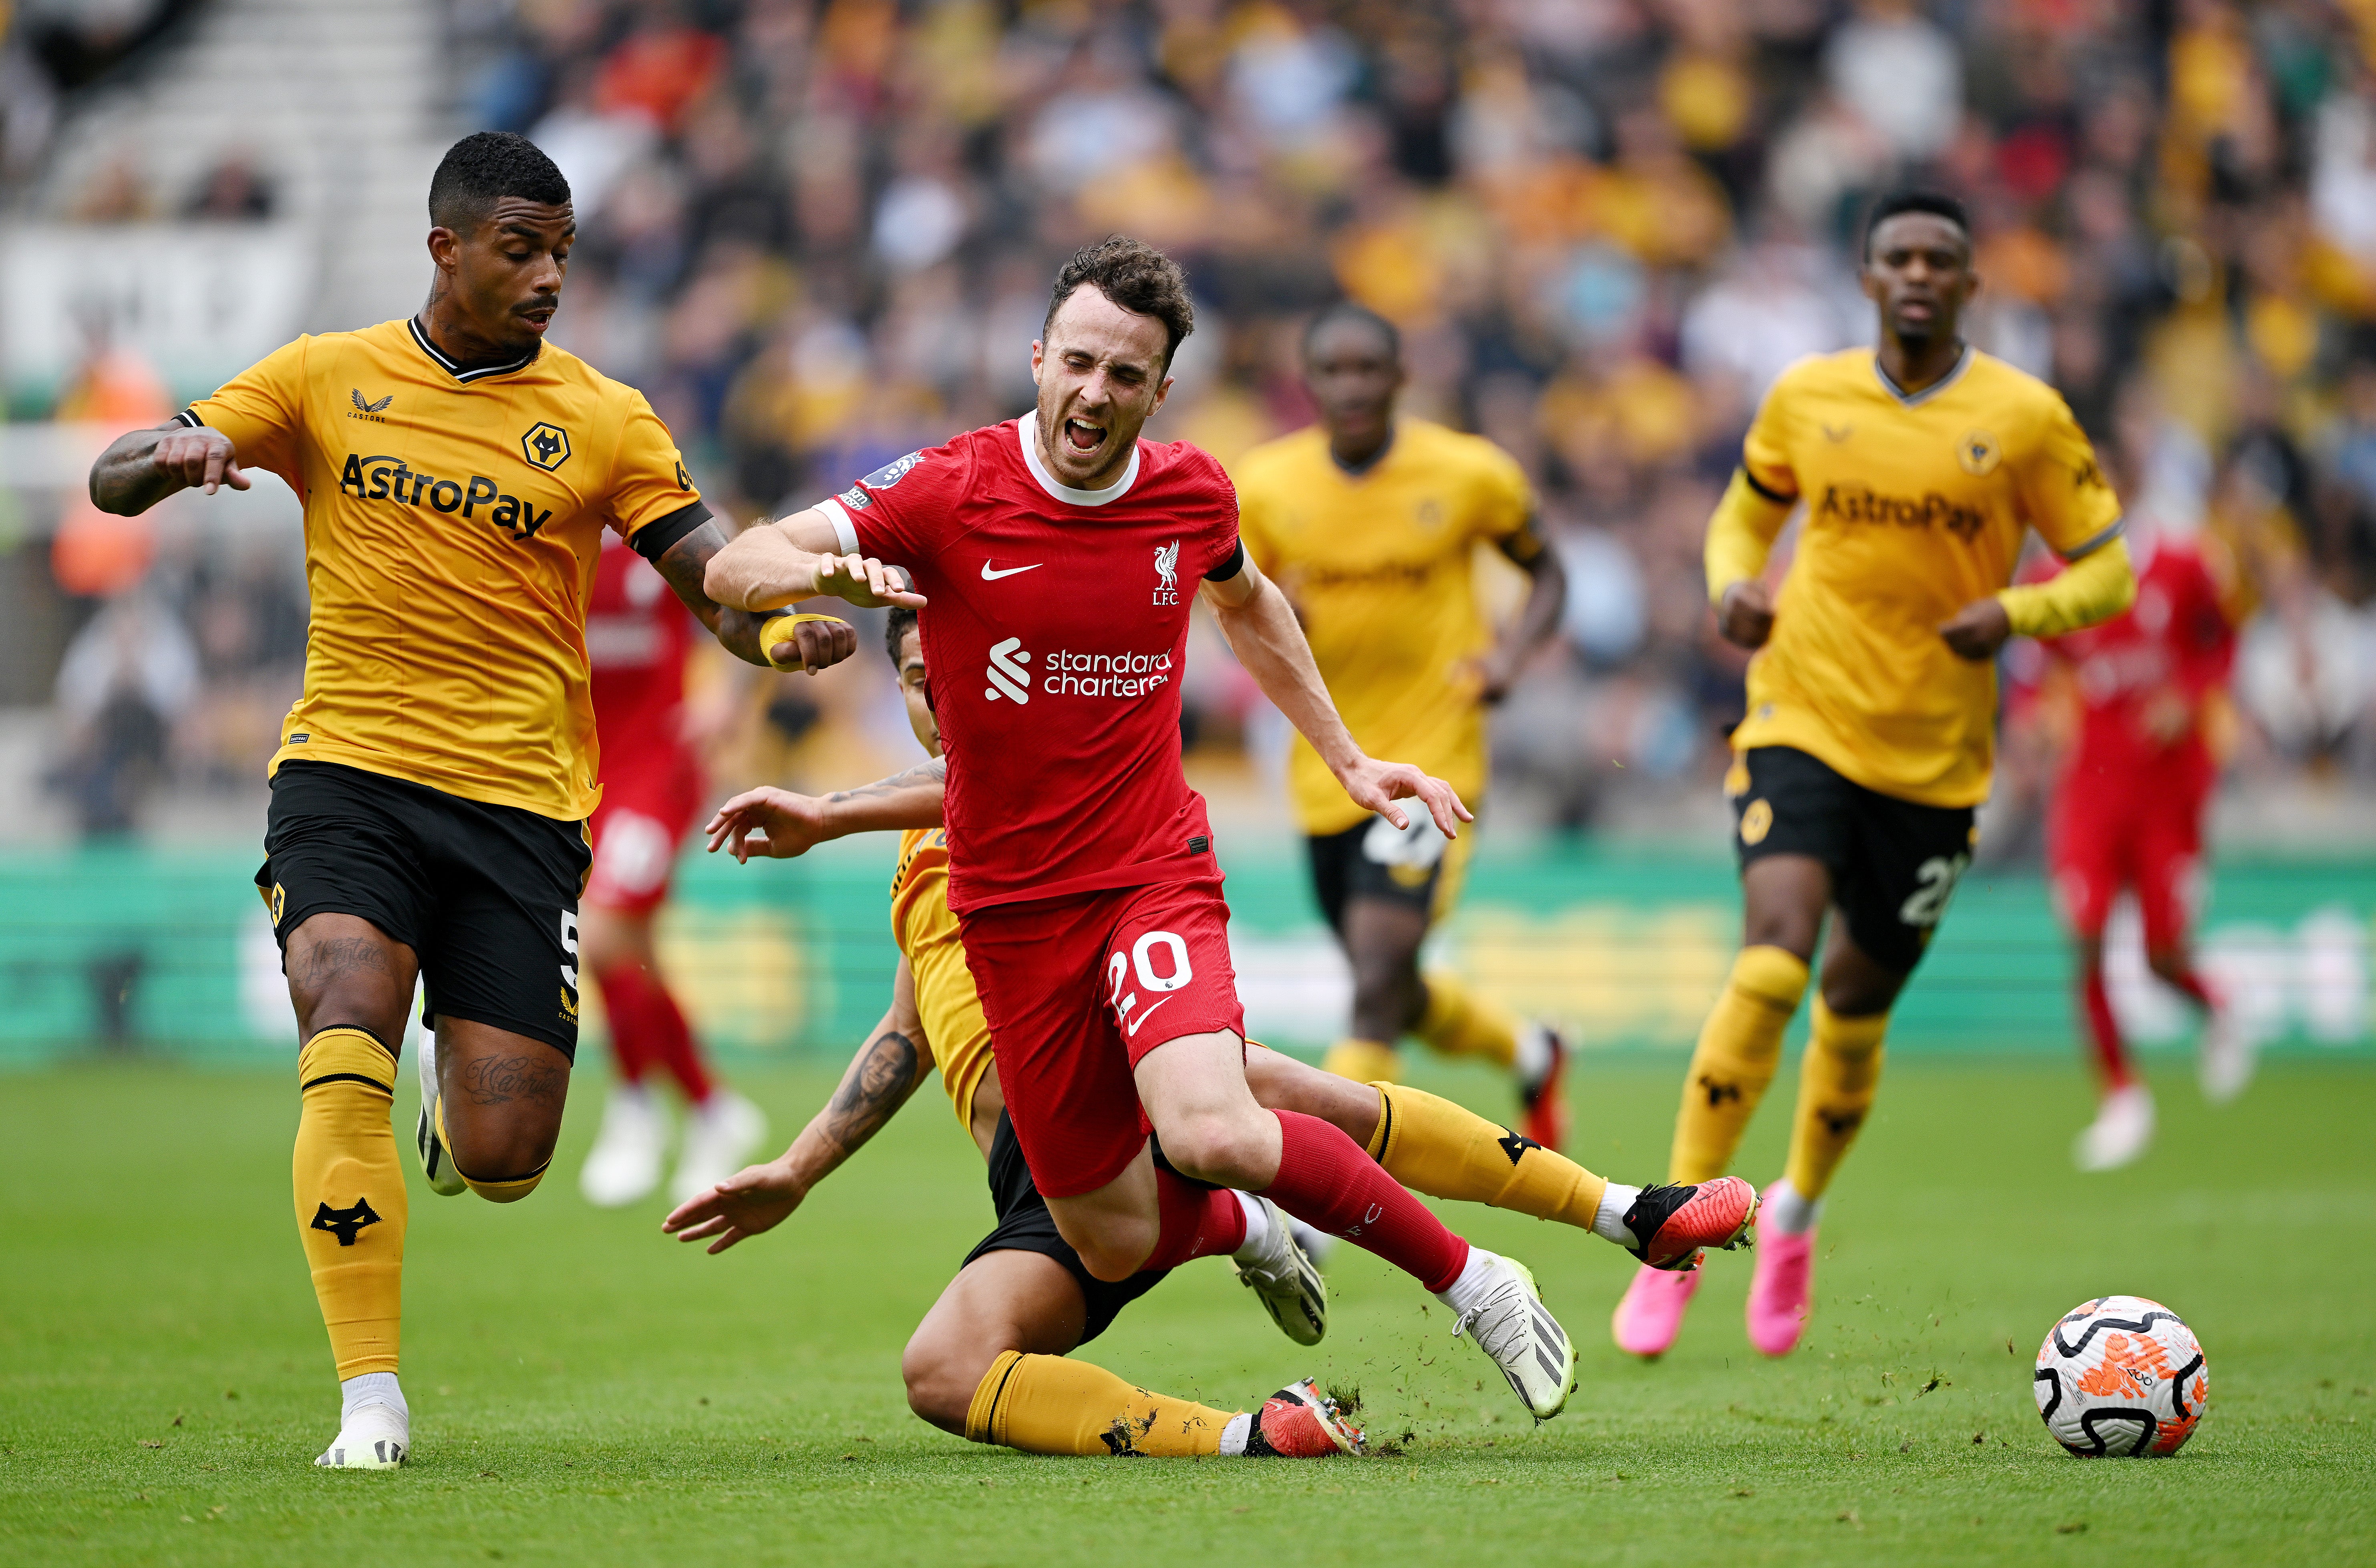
[88,423,251,515]
[701,507,925,618]
[1202,553,1471,837]
[703,764,946,862]
[650,516,904,672]
[661,966,934,1253]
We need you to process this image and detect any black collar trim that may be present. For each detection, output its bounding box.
[1872,343,1972,407]
[407,316,541,383]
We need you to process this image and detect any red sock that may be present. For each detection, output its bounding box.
[1142,1170,1247,1272]
[1261,1109,1470,1293]
[2160,965,2217,1011]
[2082,966,2132,1091]
[597,962,714,1104]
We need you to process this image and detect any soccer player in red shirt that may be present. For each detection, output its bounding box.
[2036,514,2247,1169]
[577,533,767,1207]
[705,238,1579,1420]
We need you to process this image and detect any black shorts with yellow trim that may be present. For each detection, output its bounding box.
[258,760,593,1058]
[1305,809,1478,934]
[1728,746,1976,975]
[962,1111,1165,1346]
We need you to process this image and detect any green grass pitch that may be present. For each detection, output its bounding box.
[3,1055,2371,1566]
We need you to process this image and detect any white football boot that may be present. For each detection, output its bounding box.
[1442,1248,1576,1421]
[2197,1004,2257,1106]
[1284,1212,1339,1269]
[414,1029,466,1196]
[2074,1084,2155,1171]
[668,1090,768,1206]
[315,1398,408,1469]
[1230,1195,1328,1345]
[579,1083,668,1207]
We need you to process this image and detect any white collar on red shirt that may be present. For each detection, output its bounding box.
[1019,410,1141,506]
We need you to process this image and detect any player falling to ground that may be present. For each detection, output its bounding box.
[1233,304,1572,1149]
[577,533,768,1208]
[1610,191,2138,1360]
[2034,503,2246,1170]
[84,132,914,1469]
[706,238,1578,1420]
[662,606,1752,1457]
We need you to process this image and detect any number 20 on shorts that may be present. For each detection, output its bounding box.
[1107,930,1193,1033]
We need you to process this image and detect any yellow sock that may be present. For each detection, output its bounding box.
[437,1101,551,1203]
[1369,1082,1608,1230]
[293,1027,407,1379]
[1670,945,1809,1183]
[1783,997,1889,1201]
[1411,970,1520,1069]
[965,1351,1237,1457]
[1321,1037,1402,1085]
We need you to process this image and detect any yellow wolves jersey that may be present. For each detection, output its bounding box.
[178,318,706,820]
[890,827,994,1128]
[1729,347,2121,807]
[1235,419,1541,835]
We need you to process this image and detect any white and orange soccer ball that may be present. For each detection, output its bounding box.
[2033,1295,2208,1457]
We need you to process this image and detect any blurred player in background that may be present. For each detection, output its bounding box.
[1612,192,2137,1361]
[1234,304,1573,1149]
[83,132,900,1470]
[2034,500,2246,1171]
[667,606,1752,1457]
[577,533,767,1208]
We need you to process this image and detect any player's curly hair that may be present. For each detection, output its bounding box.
[429,131,570,233]
[1862,189,1970,259]
[885,604,920,668]
[1043,237,1196,371]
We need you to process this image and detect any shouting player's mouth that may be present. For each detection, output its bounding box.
[1062,416,1107,454]
[516,299,558,334]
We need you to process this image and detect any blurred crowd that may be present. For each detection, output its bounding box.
[16,0,2376,844]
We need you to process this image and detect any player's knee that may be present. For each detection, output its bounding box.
[1151,1109,1270,1189]
[446,1121,561,1200]
[900,1330,985,1435]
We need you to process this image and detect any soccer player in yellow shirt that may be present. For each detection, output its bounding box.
[85,132,916,1469]
[1610,192,2136,1360]
[1233,305,1573,1149]
[665,608,1755,1457]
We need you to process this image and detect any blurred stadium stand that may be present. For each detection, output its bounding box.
[4,0,2376,1061]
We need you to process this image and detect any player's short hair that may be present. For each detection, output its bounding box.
[1862,190,1971,260]
[885,604,920,668]
[429,131,571,234]
[1043,237,1195,371]
[1302,300,1400,364]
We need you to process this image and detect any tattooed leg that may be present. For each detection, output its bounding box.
[284,913,418,1046]
[433,1018,574,1186]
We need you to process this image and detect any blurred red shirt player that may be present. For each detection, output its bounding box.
[579,533,766,1207]
[2036,519,2246,1171]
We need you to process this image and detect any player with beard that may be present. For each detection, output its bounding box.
[704,238,1579,1421]
[1609,192,2137,1360]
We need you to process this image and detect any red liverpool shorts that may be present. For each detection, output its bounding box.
[2048,757,2211,948]
[959,876,1245,1200]
[585,750,703,916]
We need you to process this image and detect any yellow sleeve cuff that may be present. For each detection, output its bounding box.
[1704,468,1795,607]
[1998,534,2136,639]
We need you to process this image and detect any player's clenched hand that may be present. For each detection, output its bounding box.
[660,1159,806,1254]
[766,615,855,674]
[1939,596,2013,661]
[152,427,250,496]
[1338,757,1473,839]
[814,554,927,610]
[1717,580,1774,649]
[705,786,832,861]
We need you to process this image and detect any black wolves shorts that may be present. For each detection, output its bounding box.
[1305,810,1478,934]
[1729,746,1976,975]
[258,760,593,1057]
[962,1111,1165,1347]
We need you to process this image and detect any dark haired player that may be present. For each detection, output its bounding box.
[707,238,1580,1421]
[85,131,914,1468]
[1234,302,1572,1151]
[1611,192,2137,1359]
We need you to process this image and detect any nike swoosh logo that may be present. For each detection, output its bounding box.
[1124,995,1173,1037]
[980,562,1043,580]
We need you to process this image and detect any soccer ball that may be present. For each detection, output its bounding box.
[2032,1295,2207,1457]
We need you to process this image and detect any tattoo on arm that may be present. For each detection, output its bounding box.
[816,1029,925,1159]
[459,1054,568,1106]
[654,519,770,665]
[824,759,946,805]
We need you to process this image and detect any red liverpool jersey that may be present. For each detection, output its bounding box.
[587,533,696,785]
[823,413,1241,912]
[2037,535,2235,782]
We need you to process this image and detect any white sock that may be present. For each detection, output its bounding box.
[1229,1190,1269,1261]
[1432,1246,1500,1314]
[1514,1023,1555,1085]
[1593,1183,1642,1246]
[340,1371,408,1426]
[1763,1177,1822,1236]
[1218,1411,1254,1455]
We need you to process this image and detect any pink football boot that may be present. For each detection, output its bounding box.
[1611,1259,1702,1357]
[1744,1214,1815,1357]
